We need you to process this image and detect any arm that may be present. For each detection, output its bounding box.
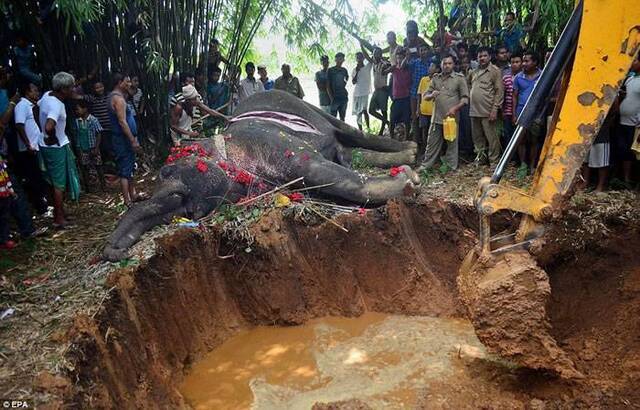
[326,70,334,102]
[113,96,139,150]
[94,131,102,155]
[512,79,520,124]
[0,94,19,125]
[169,104,198,139]
[296,79,305,99]
[15,124,33,152]
[445,78,469,117]
[352,67,359,85]
[490,70,505,121]
[360,43,373,64]
[194,99,229,121]
[425,78,439,100]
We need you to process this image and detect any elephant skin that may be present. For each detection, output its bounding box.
[103,90,419,261]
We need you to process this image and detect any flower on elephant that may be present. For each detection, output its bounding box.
[196,159,209,173]
[284,149,295,158]
[234,170,254,185]
[166,143,210,164]
[389,166,405,177]
[357,207,367,216]
[287,192,304,202]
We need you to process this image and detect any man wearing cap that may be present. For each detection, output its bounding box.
[170,84,228,146]
[257,65,274,91]
[238,62,265,102]
[275,64,305,99]
[315,56,331,113]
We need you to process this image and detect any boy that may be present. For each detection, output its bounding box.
[74,100,105,191]
[416,62,438,160]
[327,52,349,121]
[384,47,412,141]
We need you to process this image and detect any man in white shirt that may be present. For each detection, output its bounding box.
[38,72,81,228]
[351,51,373,130]
[238,62,265,102]
[14,82,47,214]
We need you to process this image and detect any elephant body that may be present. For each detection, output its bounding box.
[104,90,418,261]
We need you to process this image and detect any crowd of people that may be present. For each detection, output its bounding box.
[0,9,639,251]
[0,57,146,249]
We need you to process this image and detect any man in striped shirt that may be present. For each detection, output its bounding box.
[501,53,522,149]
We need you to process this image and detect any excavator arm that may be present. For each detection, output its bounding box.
[459,0,640,378]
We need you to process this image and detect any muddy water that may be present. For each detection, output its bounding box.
[180,313,488,409]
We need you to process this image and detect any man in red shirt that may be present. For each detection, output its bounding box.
[384,47,412,141]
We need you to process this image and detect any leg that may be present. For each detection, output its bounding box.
[421,123,445,169]
[8,176,35,237]
[53,188,66,225]
[0,198,10,244]
[577,164,590,190]
[293,155,419,206]
[363,110,370,130]
[471,117,488,164]
[347,147,416,168]
[444,133,459,170]
[339,100,347,121]
[595,167,609,192]
[483,118,502,164]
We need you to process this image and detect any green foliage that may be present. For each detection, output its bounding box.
[351,149,370,170]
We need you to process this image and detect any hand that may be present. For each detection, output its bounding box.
[512,116,517,126]
[489,110,497,122]
[28,146,38,155]
[445,108,458,118]
[189,131,200,138]
[131,141,143,154]
[91,147,100,156]
[10,93,20,104]
[431,90,441,98]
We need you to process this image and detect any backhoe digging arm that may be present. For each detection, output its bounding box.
[459,0,640,378]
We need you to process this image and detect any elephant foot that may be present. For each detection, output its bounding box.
[399,165,420,197]
[103,245,129,262]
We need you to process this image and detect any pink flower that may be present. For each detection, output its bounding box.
[357,207,367,216]
[284,149,294,158]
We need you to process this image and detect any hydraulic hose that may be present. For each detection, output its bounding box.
[491,0,584,183]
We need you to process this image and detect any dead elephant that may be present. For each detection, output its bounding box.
[103,90,419,261]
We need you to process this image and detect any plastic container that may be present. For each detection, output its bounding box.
[443,117,457,142]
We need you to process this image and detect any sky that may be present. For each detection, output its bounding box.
[253,0,409,126]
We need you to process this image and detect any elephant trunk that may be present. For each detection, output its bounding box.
[103,181,189,261]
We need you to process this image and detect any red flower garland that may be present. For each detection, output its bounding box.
[287,192,304,202]
[389,166,405,177]
[196,159,208,173]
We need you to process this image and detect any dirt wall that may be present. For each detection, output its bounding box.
[64,200,475,408]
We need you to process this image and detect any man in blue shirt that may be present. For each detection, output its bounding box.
[513,51,542,174]
[207,67,230,115]
[257,65,274,91]
[403,44,432,143]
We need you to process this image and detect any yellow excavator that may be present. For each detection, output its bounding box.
[459,0,640,378]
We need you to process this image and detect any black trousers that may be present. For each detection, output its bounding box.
[15,151,48,214]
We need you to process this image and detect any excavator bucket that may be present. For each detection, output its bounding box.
[458,249,582,378]
[457,0,640,378]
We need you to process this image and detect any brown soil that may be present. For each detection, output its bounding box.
[63,200,476,408]
[20,195,640,408]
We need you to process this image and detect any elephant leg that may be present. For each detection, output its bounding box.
[333,125,417,153]
[345,147,417,168]
[294,157,419,206]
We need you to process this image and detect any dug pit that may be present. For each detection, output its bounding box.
[61,200,640,409]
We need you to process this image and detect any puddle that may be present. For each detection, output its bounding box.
[180,313,487,409]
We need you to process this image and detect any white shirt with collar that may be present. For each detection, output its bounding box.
[14,97,41,151]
